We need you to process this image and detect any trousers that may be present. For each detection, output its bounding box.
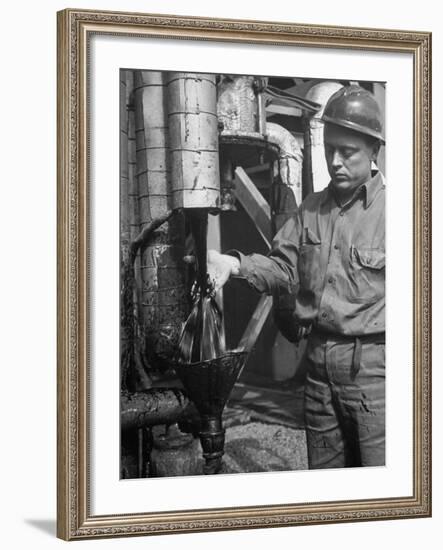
[304,331,385,469]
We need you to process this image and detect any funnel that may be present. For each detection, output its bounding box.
[174,350,248,474]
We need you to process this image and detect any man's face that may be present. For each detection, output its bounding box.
[324,124,378,197]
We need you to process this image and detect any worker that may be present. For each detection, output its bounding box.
[208,85,386,469]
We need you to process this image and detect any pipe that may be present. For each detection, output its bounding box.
[126,72,144,346]
[133,70,187,371]
[120,71,132,386]
[219,155,236,211]
[120,71,131,262]
[121,389,194,431]
[265,121,303,207]
[217,75,258,134]
[167,73,220,210]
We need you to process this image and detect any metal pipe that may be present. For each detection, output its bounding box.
[167,73,220,210]
[265,121,303,207]
[217,75,258,134]
[255,77,268,136]
[120,71,132,386]
[120,71,131,261]
[219,156,236,211]
[126,72,144,343]
[133,70,187,370]
[121,389,194,431]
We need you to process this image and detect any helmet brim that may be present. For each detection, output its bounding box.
[321,115,385,145]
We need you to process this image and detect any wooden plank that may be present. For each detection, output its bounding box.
[237,294,273,381]
[234,166,271,248]
[238,295,273,353]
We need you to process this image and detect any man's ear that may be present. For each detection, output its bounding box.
[371,140,381,162]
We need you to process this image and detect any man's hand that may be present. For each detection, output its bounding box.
[207,250,240,291]
[183,250,240,291]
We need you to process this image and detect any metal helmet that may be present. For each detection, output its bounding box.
[321,85,385,144]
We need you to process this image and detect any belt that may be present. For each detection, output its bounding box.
[311,328,385,379]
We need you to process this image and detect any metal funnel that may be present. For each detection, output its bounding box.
[174,350,248,474]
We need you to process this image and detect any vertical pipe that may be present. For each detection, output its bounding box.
[372,82,386,175]
[266,122,303,207]
[124,70,152,390]
[256,77,268,136]
[135,71,169,227]
[307,115,330,193]
[219,155,236,211]
[126,71,143,326]
[217,75,258,134]
[134,71,187,370]
[120,70,132,387]
[126,71,140,243]
[167,73,220,209]
[120,70,131,263]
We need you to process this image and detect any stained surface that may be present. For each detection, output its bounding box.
[222,422,308,473]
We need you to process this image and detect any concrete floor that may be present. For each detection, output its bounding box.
[221,421,308,473]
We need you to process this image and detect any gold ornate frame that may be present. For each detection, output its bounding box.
[57,8,432,540]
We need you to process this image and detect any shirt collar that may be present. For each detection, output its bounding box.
[321,170,384,209]
[363,170,385,208]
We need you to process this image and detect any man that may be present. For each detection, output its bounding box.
[208,85,386,469]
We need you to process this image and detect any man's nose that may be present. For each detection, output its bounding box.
[331,150,343,168]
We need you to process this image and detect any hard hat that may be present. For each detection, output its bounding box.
[321,85,385,144]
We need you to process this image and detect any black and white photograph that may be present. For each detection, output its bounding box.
[119,70,386,478]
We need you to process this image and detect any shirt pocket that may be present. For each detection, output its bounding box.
[298,229,322,293]
[349,246,385,303]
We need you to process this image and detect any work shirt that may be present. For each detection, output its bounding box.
[232,171,385,336]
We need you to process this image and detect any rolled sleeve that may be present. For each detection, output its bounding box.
[226,213,301,295]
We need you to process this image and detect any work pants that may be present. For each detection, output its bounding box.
[304,332,385,469]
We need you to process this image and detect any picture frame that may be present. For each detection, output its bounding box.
[57,7,431,540]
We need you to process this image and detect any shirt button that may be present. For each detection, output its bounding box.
[334,244,339,250]
[339,211,345,217]
[321,312,327,318]
[328,277,333,284]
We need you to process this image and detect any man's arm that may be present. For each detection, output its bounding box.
[208,213,301,295]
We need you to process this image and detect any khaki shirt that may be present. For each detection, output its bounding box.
[234,171,385,336]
